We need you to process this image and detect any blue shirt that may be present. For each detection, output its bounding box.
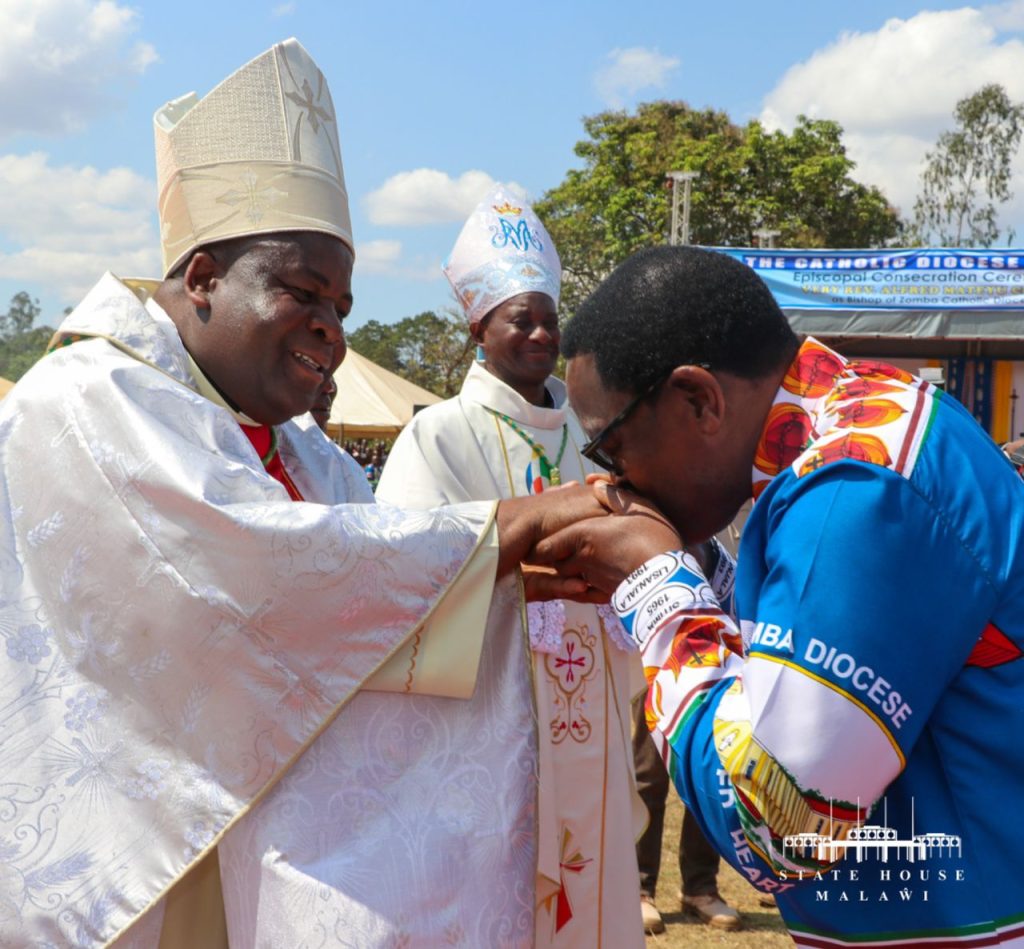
[614,339,1024,947]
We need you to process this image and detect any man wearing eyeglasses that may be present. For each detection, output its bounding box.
[535,244,1024,948]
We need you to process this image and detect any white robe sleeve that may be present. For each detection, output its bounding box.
[377,404,477,507]
[0,340,495,947]
[376,397,503,507]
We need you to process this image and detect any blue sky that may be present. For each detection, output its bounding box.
[2,0,1024,330]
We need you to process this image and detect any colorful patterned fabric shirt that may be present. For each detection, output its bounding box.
[613,338,1024,947]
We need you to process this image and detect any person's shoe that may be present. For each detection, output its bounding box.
[681,892,741,930]
[640,895,665,935]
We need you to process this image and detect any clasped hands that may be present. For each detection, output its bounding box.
[495,476,681,603]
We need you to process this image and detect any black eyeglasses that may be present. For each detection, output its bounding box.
[580,364,710,473]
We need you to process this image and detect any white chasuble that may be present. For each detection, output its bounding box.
[377,362,646,949]
[0,274,501,948]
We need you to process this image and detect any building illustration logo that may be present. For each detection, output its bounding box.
[782,799,962,865]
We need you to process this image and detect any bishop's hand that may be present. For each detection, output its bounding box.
[525,479,682,595]
[494,482,610,584]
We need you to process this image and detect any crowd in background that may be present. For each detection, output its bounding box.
[341,438,391,487]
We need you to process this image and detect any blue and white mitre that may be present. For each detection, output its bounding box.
[442,183,561,324]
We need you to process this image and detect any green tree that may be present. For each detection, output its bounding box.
[345,319,404,373]
[347,308,474,398]
[535,101,902,314]
[912,84,1024,248]
[0,292,40,339]
[0,292,54,382]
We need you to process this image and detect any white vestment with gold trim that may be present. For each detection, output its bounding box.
[0,274,503,947]
[378,362,647,949]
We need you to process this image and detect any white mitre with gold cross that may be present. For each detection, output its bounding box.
[154,38,353,277]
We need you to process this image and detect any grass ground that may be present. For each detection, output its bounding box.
[645,794,794,948]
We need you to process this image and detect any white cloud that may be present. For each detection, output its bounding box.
[350,239,445,282]
[0,152,160,303]
[356,239,402,274]
[0,0,157,139]
[594,47,680,108]
[983,0,1024,31]
[129,40,159,72]
[365,169,526,226]
[760,6,1024,230]
[272,1,296,16]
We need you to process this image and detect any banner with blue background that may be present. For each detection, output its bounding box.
[714,248,1024,310]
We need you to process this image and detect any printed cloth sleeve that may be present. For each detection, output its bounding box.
[613,467,995,886]
[706,537,737,619]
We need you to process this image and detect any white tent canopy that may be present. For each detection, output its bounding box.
[327,348,442,439]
